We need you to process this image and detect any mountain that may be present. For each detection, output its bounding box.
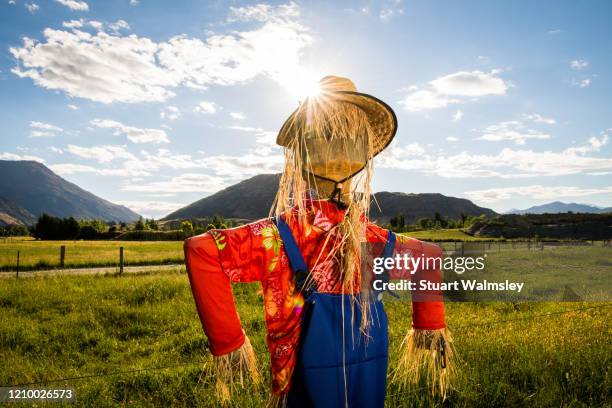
[163,173,497,223]
[164,173,280,221]
[507,201,612,215]
[370,191,497,223]
[0,160,141,226]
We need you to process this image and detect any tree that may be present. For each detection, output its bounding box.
[181,220,194,237]
[134,217,146,231]
[33,214,80,240]
[146,218,159,230]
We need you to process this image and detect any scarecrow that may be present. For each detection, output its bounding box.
[184,76,455,407]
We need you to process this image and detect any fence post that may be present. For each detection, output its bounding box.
[119,246,124,275]
[461,241,465,256]
[16,250,20,278]
[60,245,66,268]
[541,241,544,251]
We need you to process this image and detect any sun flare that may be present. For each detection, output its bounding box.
[285,70,322,100]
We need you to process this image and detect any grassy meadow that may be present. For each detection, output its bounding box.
[402,228,494,242]
[0,239,184,271]
[1,247,610,407]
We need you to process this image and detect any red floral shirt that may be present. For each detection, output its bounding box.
[184,200,445,395]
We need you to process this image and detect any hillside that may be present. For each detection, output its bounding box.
[508,201,612,215]
[163,173,497,223]
[0,160,141,225]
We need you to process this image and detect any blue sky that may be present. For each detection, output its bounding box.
[1,0,611,218]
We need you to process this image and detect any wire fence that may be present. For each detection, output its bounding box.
[4,303,610,389]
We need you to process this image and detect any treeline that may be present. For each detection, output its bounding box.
[21,214,237,241]
[387,212,487,233]
[468,212,612,240]
[0,224,30,237]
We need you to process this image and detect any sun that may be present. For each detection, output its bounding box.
[286,70,322,101]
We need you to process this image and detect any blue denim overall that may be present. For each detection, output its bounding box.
[274,216,396,408]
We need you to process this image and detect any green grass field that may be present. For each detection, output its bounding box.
[1,246,610,407]
[0,239,184,271]
[403,229,501,241]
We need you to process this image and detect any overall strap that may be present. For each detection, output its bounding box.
[376,230,398,300]
[273,216,309,287]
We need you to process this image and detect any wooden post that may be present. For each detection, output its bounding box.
[541,241,544,251]
[119,246,124,275]
[60,245,66,268]
[16,250,20,278]
[461,242,465,256]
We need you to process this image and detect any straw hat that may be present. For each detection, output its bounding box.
[277,75,398,157]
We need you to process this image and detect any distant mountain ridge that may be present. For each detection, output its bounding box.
[507,201,612,215]
[163,173,497,222]
[0,160,141,226]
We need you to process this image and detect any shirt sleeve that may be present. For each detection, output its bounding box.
[184,220,275,355]
[393,235,447,330]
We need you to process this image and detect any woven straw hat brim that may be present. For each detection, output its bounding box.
[277,90,398,157]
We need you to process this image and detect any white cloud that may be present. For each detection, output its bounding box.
[572,78,591,88]
[121,173,227,193]
[230,112,246,120]
[547,29,562,35]
[29,121,63,137]
[58,147,217,178]
[25,2,39,13]
[11,3,311,104]
[49,163,99,175]
[452,110,463,122]
[0,152,44,162]
[49,146,64,154]
[570,59,588,70]
[194,101,218,114]
[198,126,283,178]
[524,113,555,125]
[477,121,551,145]
[430,70,508,97]
[129,0,138,5]
[227,2,299,22]
[446,136,459,142]
[399,89,459,112]
[11,29,176,104]
[114,200,186,218]
[160,105,181,121]
[30,131,54,138]
[379,7,404,21]
[55,0,88,11]
[90,119,169,143]
[464,185,612,204]
[399,70,509,112]
[30,121,63,131]
[66,144,136,163]
[565,134,609,155]
[67,104,79,110]
[377,132,612,178]
[108,19,130,33]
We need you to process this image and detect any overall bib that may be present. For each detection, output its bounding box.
[274,216,396,408]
